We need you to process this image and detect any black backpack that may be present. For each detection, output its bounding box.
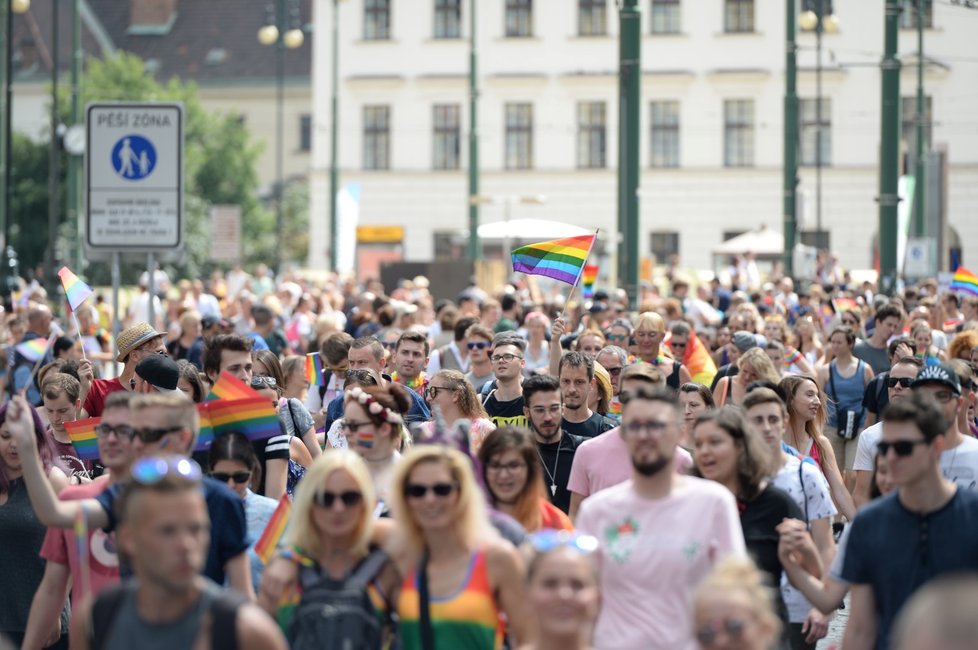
[288,548,390,650]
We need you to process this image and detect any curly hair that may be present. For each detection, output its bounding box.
[431,370,487,419]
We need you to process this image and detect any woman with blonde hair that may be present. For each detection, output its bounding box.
[477,427,572,533]
[389,445,531,650]
[259,450,400,647]
[423,369,495,453]
[712,348,781,408]
[631,311,691,389]
[589,362,613,417]
[692,557,782,650]
[792,316,823,366]
[575,328,606,360]
[763,316,814,376]
[280,355,310,402]
[523,311,551,375]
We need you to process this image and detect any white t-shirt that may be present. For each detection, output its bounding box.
[773,454,838,622]
[941,434,978,491]
[576,476,745,650]
[853,422,883,472]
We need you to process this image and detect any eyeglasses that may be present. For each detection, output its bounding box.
[426,385,455,400]
[622,420,673,437]
[313,490,363,509]
[490,353,522,363]
[95,423,135,440]
[487,460,527,474]
[211,471,252,484]
[696,618,748,646]
[250,376,277,389]
[131,425,184,444]
[405,482,458,499]
[340,419,374,434]
[877,439,929,457]
[131,456,202,485]
[606,367,623,377]
[529,404,562,417]
[381,342,397,350]
[467,341,491,350]
[327,365,351,375]
[886,376,914,389]
[528,529,599,555]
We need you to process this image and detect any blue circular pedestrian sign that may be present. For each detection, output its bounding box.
[111,134,157,180]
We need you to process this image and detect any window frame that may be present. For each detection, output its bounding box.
[723,0,755,33]
[723,99,754,167]
[799,97,832,167]
[649,100,680,168]
[576,101,607,169]
[505,0,533,37]
[504,103,533,170]
[363,105,391,171]
[578,0,607,36]
[432,104,461,170]
[650,0,681,35]
[434,0,462,39]
[364,0,391,41]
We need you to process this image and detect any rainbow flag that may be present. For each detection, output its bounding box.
[678,333,717,387]
[831,297,859,313]
[255,494,292,564]
[64,418,101,462]
[15,338,50,363]
[305,353,325,386]
[512,234,596,286]
[581,264,598,299]
[58,266,94,312]
[205,371,259,402]
[950,267,978,296]
[195,396,282,450]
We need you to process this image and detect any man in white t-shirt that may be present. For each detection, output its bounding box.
[853,356,922,506]
[912,363,978,491]
[576,387,744,650]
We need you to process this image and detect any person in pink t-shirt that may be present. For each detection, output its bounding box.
[576,387,745,650]
[21,392,137,649]
[567,363,692,520]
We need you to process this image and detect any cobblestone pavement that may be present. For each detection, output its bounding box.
[819,595,849,649]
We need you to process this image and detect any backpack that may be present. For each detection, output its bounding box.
[288,548,390,650]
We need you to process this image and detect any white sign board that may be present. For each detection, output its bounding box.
[86,103,183,250]
[210,205,242,262]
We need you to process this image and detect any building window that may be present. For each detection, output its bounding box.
[724,0,754,33]
[799,98,831,166]
[901,95,932,169]
[363,105,390,170]
[800,0,834,14]
[434,0,461,38]
[650,0,680,34]
[505,0,533,37]
[433,104,460,170]
[577,102,606,169]
[650,231,679,263]
[364,0,391,40]
[723,99,754,167]
[579,0,607,36]
[505,103,533,170]
[650,100,680,168]
[800,229,830,250]
[299,114,312,152]
[899,0,932,29]
[434,231,465,260]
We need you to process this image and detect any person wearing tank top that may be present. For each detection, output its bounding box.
[818,327,874,478]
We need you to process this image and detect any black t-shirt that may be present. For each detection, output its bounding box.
[561,411,617,439]
[863,371,889,415]
[537,432,585,514]
[711,364,738,391]
[484,393,527,429]
[740,484,803,620]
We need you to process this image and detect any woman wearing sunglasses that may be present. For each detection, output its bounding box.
[389,445,532,650]
[520,530,600,650]
[259,450,400,648]
[424,370,495,454]
[250,374,314,499]
[342,384,412,505]
[523,312,551,375]
[478,427,572,533]
[692,557,782,650]
[208,431,278,589]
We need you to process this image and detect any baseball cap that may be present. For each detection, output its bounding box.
[134,354,181,394]
[911,363,961,396]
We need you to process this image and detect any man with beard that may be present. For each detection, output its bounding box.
[522,374,583,514]
[576,387,744,650]
[558,351,616,438]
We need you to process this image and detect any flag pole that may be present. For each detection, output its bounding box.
[558,229,600,322]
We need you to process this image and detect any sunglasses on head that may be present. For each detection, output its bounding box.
[528,530,599,555]
[131,456,202,485]
[313,490,363,508]
[405,482,457,499]
[250,376,277,389]
[877,439,929,457]
[211,471,252,484]
[696,618,747,646]
[886,376,913,389]
[467,341,491,350]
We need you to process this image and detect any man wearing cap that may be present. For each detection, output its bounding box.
[710,331,757,391]
[911,363,978,490]
[81,322,167,418]
[133,354,183,395]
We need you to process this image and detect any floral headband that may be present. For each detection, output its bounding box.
[346,386,403,425]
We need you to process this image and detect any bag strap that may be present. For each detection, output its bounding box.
[828,360,838,400]
[89,584,129,650]
[418,547,436,650]
[285,399,302,439]
[347,549,389,590]
[209,591,245,650]
[718,376,729,407]
[797,457,809,526]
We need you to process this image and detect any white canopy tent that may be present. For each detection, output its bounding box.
[477,218,591,240]
[712,226,785,257]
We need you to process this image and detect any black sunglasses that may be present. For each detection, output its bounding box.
[131,425,184,443]
[211,471,252,484]
[313,490,363,508]
[886,376,914,389]
[405,482,458,499]
[467,342,491,350]
[877,439,929,457]
[95,423,135,439]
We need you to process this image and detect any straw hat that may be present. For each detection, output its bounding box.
[116,323,167,362]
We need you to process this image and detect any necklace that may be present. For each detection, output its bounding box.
[391,371,428,391]
[537,436,563,497]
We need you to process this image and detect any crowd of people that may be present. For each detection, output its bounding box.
[2,263,978,650]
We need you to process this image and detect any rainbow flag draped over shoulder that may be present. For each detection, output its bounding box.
[305,353,325,386]
[677,333,717,387]
[512,234,596,286]
[581,265,598,299]
[195,396,282,451]
[255,494,292,564]
[58,267,94,312]
[951,267,978,296]
[64,418,101,462]
[206,371,257,402]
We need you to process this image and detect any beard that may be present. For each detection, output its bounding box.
[632,455,671,477]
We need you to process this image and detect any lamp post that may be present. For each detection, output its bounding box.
[467,0,480,263]
[912,0,926,238]
[258,0,304,274]
[799,0,838,251]
[328,0,340,272]
[783,0,798,277]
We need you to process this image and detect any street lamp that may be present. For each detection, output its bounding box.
[258,0,304,274]
[469,194,546,264]
[799,0,837,251]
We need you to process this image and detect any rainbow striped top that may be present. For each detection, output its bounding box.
[397,550,502,650]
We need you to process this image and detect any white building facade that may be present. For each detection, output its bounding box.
[308,0,978,276]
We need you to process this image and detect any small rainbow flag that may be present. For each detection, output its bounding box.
[950,267,978,296]
[64,417,101,462]
[581,264,598,299]
[205,371,259,402]
[831,297,860,313]
[195,396,282,450]
[15,338,50,363]
[512,234,596,286]
[305,353,325,386]
[255,494,292,564]
[58,266,94,312]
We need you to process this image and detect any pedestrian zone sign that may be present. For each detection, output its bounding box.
[86,103,183,250]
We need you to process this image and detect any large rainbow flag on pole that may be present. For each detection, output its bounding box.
[254,494,292,564]
[512,234,597,286]
[950,267,978,296]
